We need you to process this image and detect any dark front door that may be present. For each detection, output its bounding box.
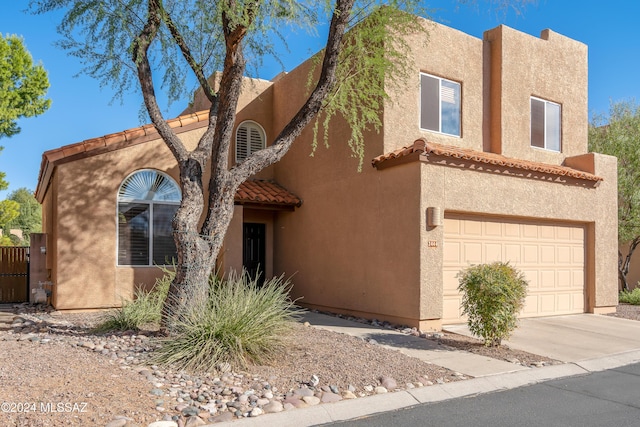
[243,223,265,286]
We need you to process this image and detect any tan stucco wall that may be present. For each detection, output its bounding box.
[385,20,485,153]
[45,124,218,309]
[485,26,588,161]
[418,152,618,325]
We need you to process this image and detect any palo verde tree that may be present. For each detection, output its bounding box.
[30,0,532,330]
[589,100,640,292]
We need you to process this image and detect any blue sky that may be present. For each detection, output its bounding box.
[1,0,639,197]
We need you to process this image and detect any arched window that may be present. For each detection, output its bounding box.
[235,121,266,163]
[117,170,181,266]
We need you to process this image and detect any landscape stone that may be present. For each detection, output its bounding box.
[380,376,397,390]
[262,400,284,413]
[302,396,321,406]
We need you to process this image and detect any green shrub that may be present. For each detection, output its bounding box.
[619,288,640,305]
[95,267,172,332]
[151,270,301,371]
[458,261,528,347]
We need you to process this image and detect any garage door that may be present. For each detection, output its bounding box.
[443,215,585,324]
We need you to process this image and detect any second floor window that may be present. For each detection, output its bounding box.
[531,97,561,152]
[420,73,461,137]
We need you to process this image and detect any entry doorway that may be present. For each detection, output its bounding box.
[243,223,266,286]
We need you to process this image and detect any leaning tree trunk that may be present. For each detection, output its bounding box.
[619,237,640,292]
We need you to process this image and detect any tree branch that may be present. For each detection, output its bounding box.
[232,0,357,182]
[158,2,217,106]
[132,0,189,162]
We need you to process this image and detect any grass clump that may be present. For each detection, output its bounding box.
[152,271,300,371]
[458,261,528,347]
[619,288,640,305]
[95,268,171,332]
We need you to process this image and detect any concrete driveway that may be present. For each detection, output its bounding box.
[445,314,640,364]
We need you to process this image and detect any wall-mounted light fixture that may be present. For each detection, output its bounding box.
[427,207,443,227]
[40,246,46,254]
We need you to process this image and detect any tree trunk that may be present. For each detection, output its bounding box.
[619,237,640,292]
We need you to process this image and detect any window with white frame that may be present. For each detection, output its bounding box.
[420,73,461,137]
[117,170,181,266]
[236,121,266,162]
[531,97,561,152]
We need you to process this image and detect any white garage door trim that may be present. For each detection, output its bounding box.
[442,214,585,325]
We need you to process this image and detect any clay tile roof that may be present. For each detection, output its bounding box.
[372,138,603,183]
[35,110,211,202]
[235,180,302,207]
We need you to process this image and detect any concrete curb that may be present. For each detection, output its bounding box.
[212,360,611,427]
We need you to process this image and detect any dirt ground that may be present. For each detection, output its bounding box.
[1,304,638,426]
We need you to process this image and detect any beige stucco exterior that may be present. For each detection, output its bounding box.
[36,18,618,328]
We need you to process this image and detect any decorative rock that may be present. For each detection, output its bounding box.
[208,411,234,423]
[150,388,165,396]
[321,392,342,403]
[374,386,388,394]
[148,422,179,427]
[363,385,374,392]
[262,400,284,413]
[250,407,263,417]
[181,406,200,417]
[342,390,357,399]
[283,396,308,409]
[184,416,207,427]
[292,388,314,398]
[380,376,397,390]
[302,396,321,406]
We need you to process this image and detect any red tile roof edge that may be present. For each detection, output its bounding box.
[236,180,302,207]
[35,110,211,202]
[372,138,603,183]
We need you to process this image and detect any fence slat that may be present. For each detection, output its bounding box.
[0,246,29,302]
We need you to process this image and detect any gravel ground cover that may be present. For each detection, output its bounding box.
[2,303,637,427]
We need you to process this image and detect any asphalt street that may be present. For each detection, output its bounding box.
[325,362,640,427]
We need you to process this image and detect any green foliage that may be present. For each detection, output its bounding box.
[458,262,528,347]
[152,271,300,371]
[589,100,640,243]
[311,5,427,170]
[0,34,50,138]
[619,288,640,305]
[0,147,7,191]
[95,268,172,332]
[0,199,20,230]
[2,188,42,244]
[29,0,318,107]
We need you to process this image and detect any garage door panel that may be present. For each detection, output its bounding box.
[523,245,539,264]
[443,216,585,324]
[540,246,556,263]
[504,244,521,262]
[485,243,502,262]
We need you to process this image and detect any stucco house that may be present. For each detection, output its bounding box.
[35,19,618,330]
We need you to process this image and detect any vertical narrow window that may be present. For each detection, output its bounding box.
[117,170,181,266]
[531,97,561,152]
[236,121,266,163]
[420,73,461,137]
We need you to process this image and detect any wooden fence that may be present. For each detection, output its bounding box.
[0,246,29,303]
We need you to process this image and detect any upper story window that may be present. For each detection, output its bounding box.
[236,121,266,163]
[117,170,181,266]
[420,73,461,137]
[531,97,561,152]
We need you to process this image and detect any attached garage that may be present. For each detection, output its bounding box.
[442,214,586,324]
